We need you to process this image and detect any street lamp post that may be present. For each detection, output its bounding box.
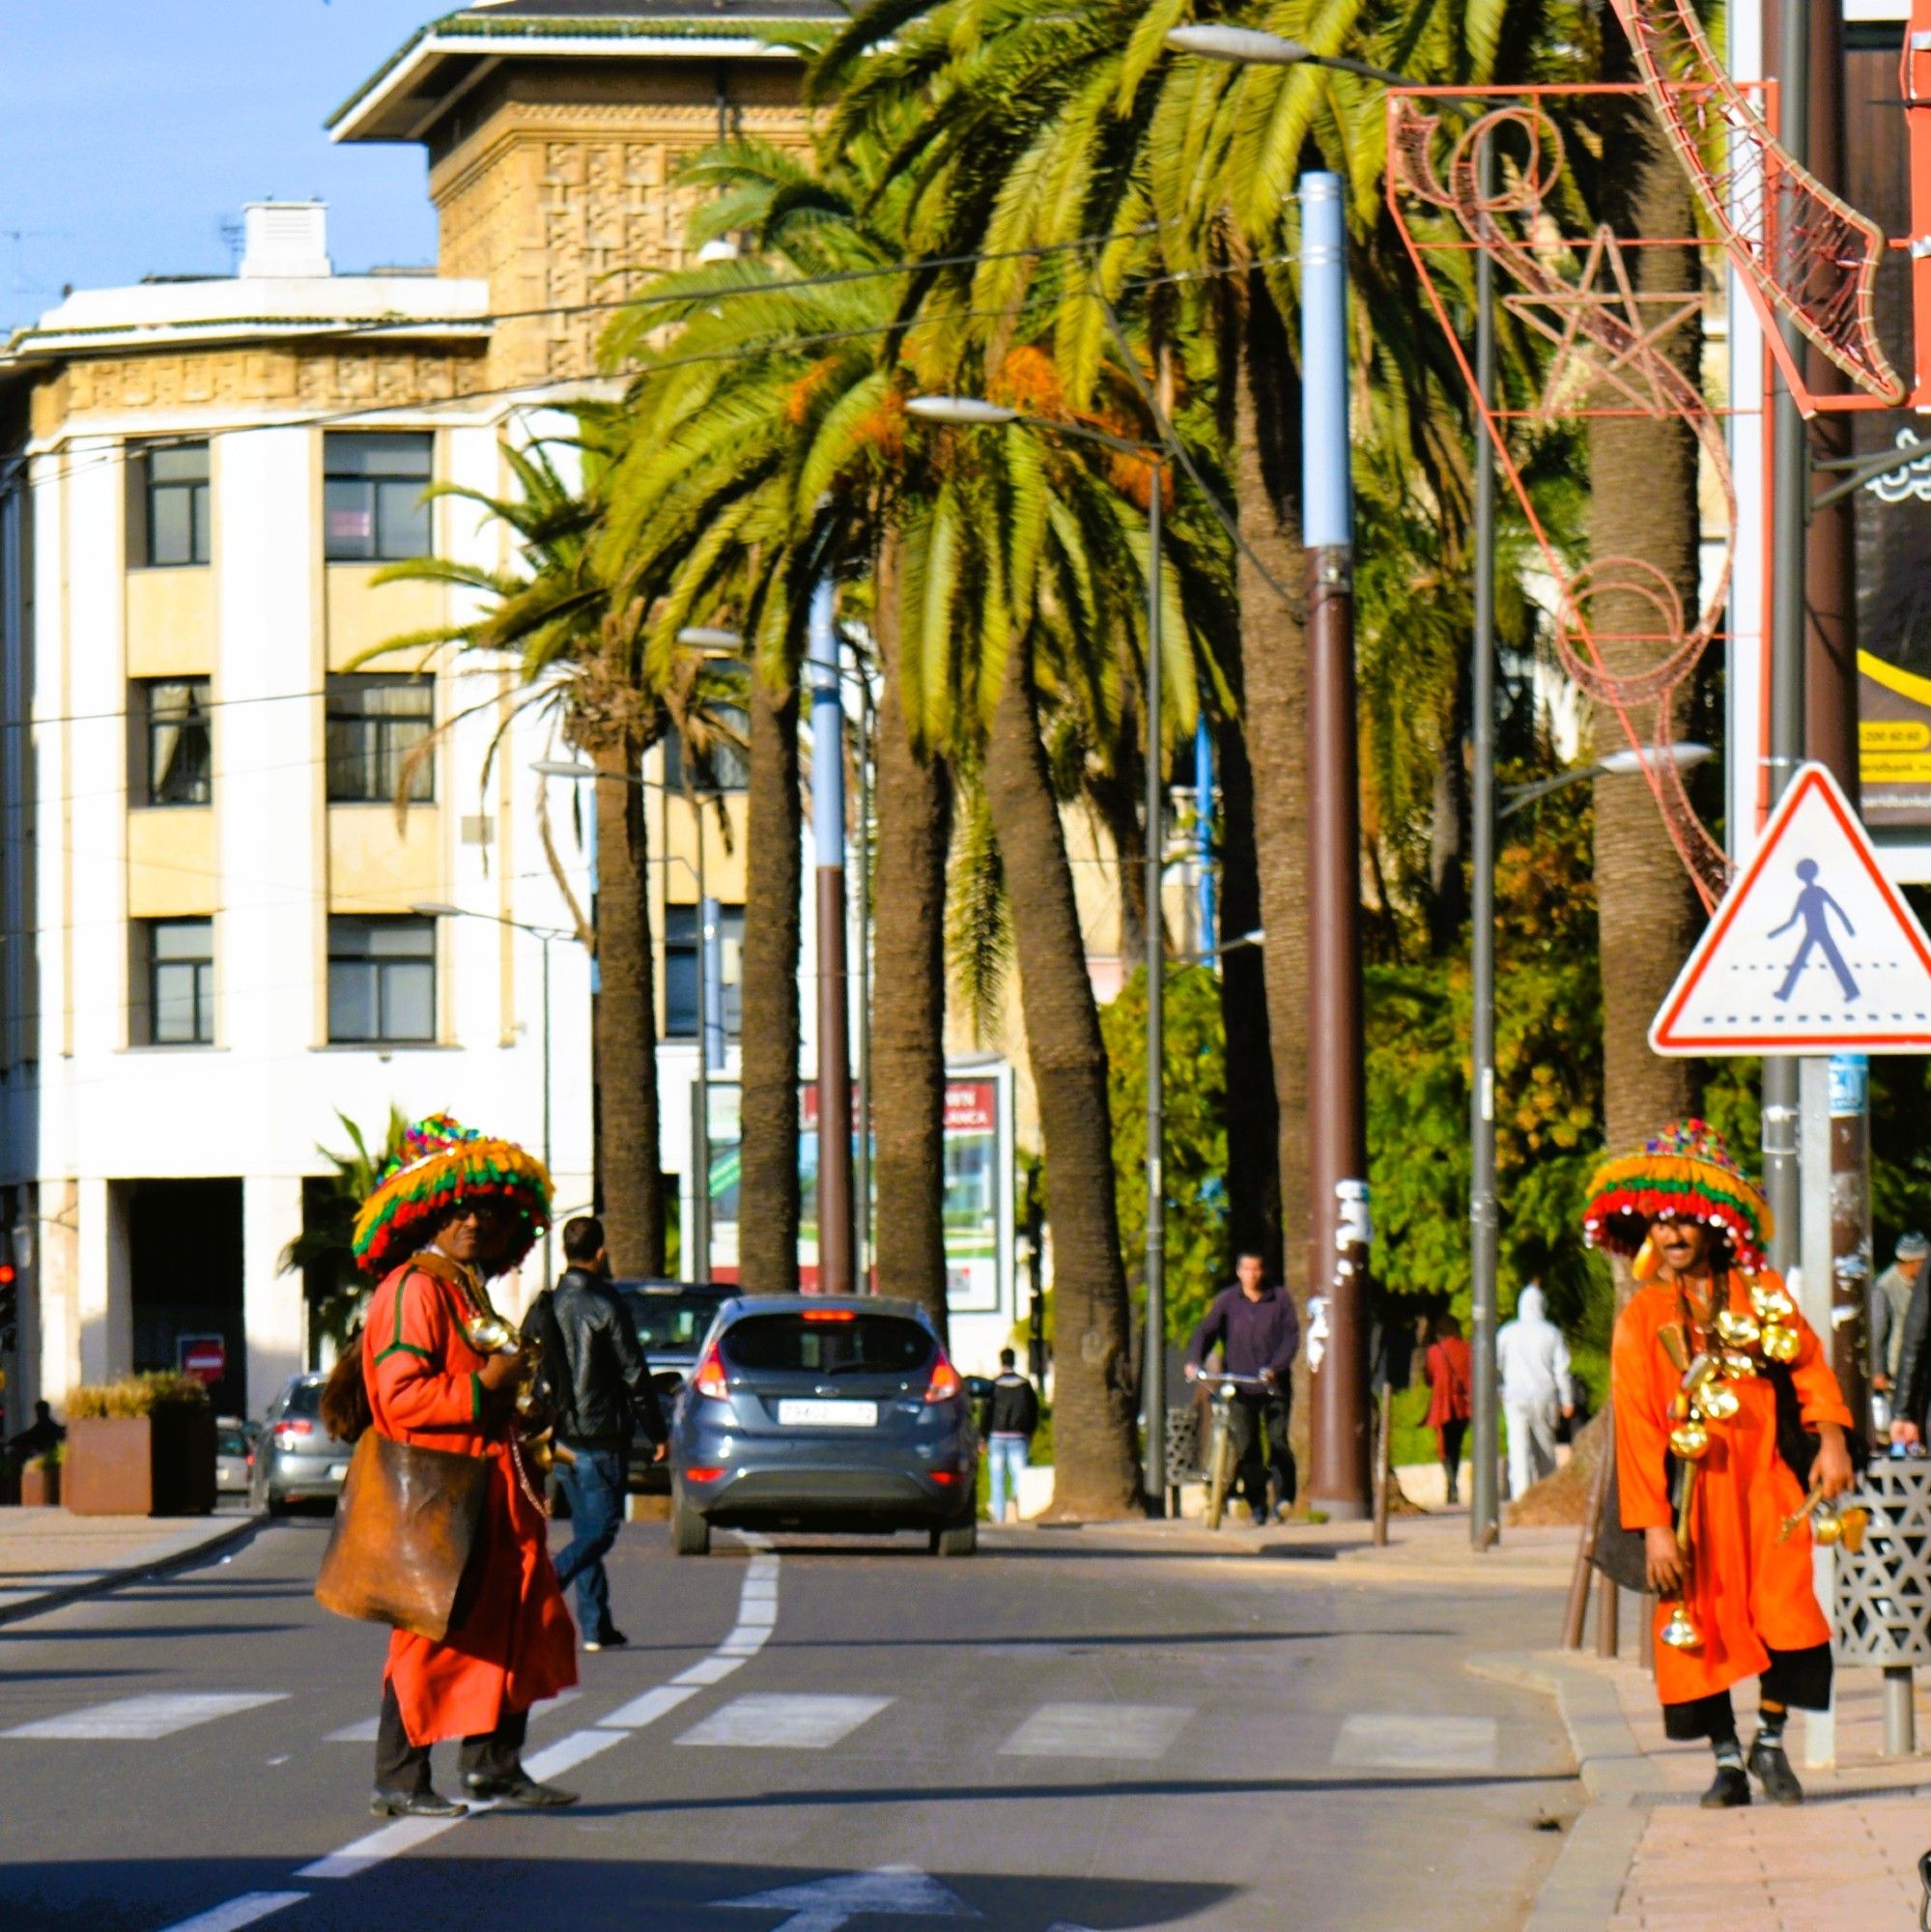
[809,578,856,1296]
[414,901,568,1289]
[908,393,1172,1512]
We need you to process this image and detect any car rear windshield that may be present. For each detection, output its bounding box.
[283,1380,324,1418]
[619,1291,725,1355]
[721,1312,934,1376]
[217,1428,250,1457]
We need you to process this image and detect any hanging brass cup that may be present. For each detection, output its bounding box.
[1760,1323,1800,1363]
[1716,1310,1762,1350]
[1668,1418,1711,1461]
[1751,1285,1796,1324]
[1661,1601,1702,1649]
[461,1313,521,1356]
[1697,1381,1741,1422]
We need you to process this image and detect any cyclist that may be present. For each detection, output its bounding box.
[1184,1253,1300,1524]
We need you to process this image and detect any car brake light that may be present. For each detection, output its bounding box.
[274,1418,314,1446]
[930,1469,960,1485]
[684,1466,724,1483]
[801,1309,857,1321]
[693,1343,728,1400]
[923,1356,962,1405]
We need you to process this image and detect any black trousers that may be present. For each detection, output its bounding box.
[1661,1643,1833,1743]
[1227,1392,1293,1513]
[374,1679,527,1795]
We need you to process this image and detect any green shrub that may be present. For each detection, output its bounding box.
[68,1371,211,1419]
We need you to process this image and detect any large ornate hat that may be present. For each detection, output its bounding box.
[352,1112,552,1278]
[1581,1118,1773,1273]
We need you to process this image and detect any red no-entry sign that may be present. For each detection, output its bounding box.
[180,1335,226,1384]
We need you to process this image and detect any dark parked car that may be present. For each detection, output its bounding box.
[611,1279,731,1492]
[249,1373,353,1515]
[667,1295,978,1556]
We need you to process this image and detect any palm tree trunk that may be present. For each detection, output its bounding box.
[869,544,952,1334]
[982,634,1139,1518]
[1235,281,1314,1465]
[737,669,802,1294]
[1591,33,1699,1167]
[592,735,665,1275]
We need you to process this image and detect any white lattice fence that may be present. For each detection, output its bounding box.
[1834,1463,1931,1664]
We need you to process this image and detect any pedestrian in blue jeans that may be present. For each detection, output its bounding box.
[981,1350,1040,1524]
[523,1216,666,1651]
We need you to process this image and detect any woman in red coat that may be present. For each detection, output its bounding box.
[352,1114,577,1819]
[1424,1315,1474,1506]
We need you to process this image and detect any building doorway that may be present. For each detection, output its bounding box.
[128,1178,244,1415]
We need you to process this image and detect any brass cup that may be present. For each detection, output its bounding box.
[1721,1351,1759,1381]
[1839,1508,1869,1556]
[1697,1382,1741,1422]
[1661,1602,1702,1650]
[462,1314,520,1356]
[1760,1324,1800,1364]
[1716,1310,1762,1350]
[1814,1509,1842,1547]
[1752,1287,1796,1324]
[1668,1419,1711,1461]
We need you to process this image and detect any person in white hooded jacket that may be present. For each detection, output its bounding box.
[1497,1283,1575,1499]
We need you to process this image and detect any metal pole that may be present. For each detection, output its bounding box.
[694,805,712,1283]
[855,681,873,1292]
[1145,456,1167,1517]
[1300,170,1371,1518]
[809,578,855,1293]
[1884,1665,1917,1758]
[542,933,554,1292]
[1469,129,1501,1553]
[1764,0,1809,1282]
[1195,715,1215,967]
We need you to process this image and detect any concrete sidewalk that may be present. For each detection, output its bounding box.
[0,1507,256,1624]
[1476,1644,1931,1931]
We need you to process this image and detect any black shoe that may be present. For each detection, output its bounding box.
[370,1788,468,1820]
[1699,1764,1751,1809]
[1747,1738,1804,1805]
[463,1772,578,1807]
[583,1628,629,1652]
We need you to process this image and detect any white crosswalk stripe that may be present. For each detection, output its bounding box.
[154,1892,308,1932]
[677,1692,893,1749]
[997,1702,1193,1760]
[1331,1713,1499,1772]
[3,1692,288,1741]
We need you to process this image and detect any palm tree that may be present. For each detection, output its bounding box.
[364,431,730,1276]
[278,1106,410,1352]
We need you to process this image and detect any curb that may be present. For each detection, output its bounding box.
[1467,1651,1662,1932]
[0,1513,261,1629]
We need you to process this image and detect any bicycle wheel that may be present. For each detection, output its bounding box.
[1204,1416,1235,1530]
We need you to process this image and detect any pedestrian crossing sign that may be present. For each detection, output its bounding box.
[1650,761,1931,1055]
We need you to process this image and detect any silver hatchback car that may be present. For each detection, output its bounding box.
[249,1373,354,1515]
[668,1296,979,1556]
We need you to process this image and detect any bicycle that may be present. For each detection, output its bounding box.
[1188,1369,1275,1530]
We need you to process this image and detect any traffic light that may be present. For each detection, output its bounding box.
[0,1259,15,1357]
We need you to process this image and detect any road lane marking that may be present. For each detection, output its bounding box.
[677,1692,892,1749]
[4,1691,289,1740]
[325,1719,378,1744]
[673,1655,747,1687]
[298,1534,780,1880]
[715,1865,978,1927]
[155,1892,309,1932]
[1331,1713,1499,1771]
[996,1702,1193,1760]
[601,1684,700,1728]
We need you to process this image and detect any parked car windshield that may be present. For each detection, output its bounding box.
[616,1287,727,1356]
[721,1312,934,1376]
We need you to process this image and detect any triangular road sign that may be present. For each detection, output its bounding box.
[1651,761,1931,1055]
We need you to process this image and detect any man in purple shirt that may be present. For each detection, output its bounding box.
[1185,1253,1300,1524]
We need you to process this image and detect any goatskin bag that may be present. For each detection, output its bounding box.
[314,1428,489,1641]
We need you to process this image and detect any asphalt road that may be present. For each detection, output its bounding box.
[0,1514,1578,1932]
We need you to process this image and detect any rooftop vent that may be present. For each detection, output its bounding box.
[240,202,331,280]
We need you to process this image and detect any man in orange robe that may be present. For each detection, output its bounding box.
[351,1115,578,1819]
[1588,1121,1854,1808]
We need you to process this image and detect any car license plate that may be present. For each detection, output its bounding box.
[776,1399,878,1429]
[328,1462,350,1480]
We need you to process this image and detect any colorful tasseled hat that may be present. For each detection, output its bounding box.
[1581,1118,1773,1273]
[352,1112,552,1278]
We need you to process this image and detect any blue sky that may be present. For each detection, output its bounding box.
[0,1,444,333]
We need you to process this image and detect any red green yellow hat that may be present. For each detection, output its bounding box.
[1581,1118,1773,1272]
[352,1112,552,1278]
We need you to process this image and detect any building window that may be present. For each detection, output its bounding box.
[135,919,214,1046]
[662,711,750,794]
[128,441,211,568]
[132,679,213,807]
[324,433,434,562]
[327,675,434,803]
[664,902,745,1040]
[327,916,436,1043]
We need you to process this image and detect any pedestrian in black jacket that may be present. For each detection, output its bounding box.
[525,1216,666,1651]
[982,1350,1039,1524]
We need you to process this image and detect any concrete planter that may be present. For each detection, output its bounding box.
[18,1462,60,1507]
[66,1412,215,1517]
